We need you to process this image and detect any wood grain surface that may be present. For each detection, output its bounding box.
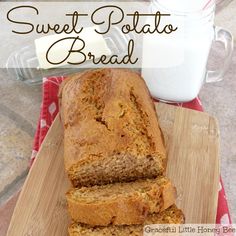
[7,103,220,236]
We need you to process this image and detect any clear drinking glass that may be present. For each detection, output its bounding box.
[141,0,234,102]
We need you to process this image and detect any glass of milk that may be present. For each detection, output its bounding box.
[141,0,234,102]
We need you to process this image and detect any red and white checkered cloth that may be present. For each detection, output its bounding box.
[30,76,232,225]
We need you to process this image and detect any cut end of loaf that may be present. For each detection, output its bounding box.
[68,153,165,188]
[67,177,170,202]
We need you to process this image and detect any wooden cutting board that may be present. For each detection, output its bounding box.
[7,103,220,236]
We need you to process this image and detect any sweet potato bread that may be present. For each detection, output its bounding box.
[66,177,176,226]
[60,69,166,187]
[68,205,185,236]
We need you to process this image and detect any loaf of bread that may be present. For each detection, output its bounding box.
[66,177,176,226]
[68,205,185,236]
[60,69,166,187]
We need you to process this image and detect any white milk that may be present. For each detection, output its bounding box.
[141,0,215,102]
[157,0,211,12]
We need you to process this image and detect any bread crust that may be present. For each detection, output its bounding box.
[66,178,176,226]
[60,69,184,232]
[68,205,185,236]
[60,69,167,187]
[67,196,148,226]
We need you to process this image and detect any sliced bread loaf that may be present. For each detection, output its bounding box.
[66,177,176,226]
[60,69,166,187]
[68,205,185,236]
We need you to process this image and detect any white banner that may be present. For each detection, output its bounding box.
[0,2,184,69]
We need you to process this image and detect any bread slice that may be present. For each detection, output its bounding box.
[66,177,176,226]
[68,205,184,236]
[60,69,167,187]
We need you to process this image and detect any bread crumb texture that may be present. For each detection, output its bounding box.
[66,177,176,226]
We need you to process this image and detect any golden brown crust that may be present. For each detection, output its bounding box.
[68,205,185,236]
[66,178,176,226]
[60,69,167,187]
[60,69,184,233]
[67,196,148,226]
[161,182,177,211]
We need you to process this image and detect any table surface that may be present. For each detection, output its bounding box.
[0,1,236,235]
